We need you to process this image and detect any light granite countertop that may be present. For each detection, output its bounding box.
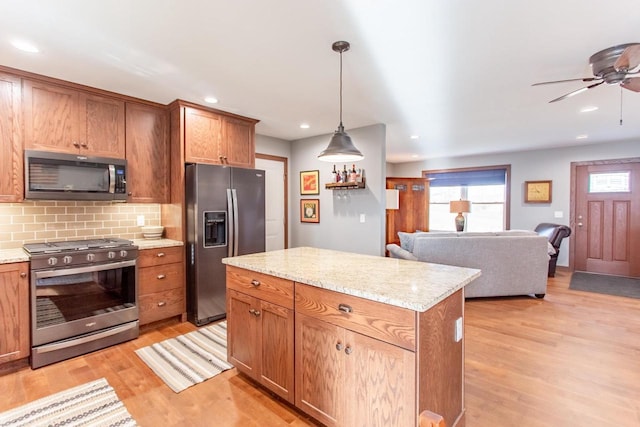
[0,239,183,265]
[222,247,481,312]
[0,248,30,264]
[132,238,183,250]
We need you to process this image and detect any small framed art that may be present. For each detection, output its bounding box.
[300,199,320,223]
[300,170,320,195]
[525,180,552,203]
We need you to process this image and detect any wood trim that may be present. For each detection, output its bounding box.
[568,157,640,272]
[167,99,259,124]
[422,164,512,230]
[256,153,289,249]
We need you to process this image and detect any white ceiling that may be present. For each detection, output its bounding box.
[2,0,640,163]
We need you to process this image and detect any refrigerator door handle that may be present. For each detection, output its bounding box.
[226,188,234,258]
[232,189,239,256]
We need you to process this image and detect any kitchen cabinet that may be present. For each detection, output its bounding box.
[138,246,185,325]
[0,72,23,202]
[183,105,257,168]
[226,266,294,403]
[295,283,416,427]
[23,79,125,157]
[125,102,170,203]
[0,262,29,364]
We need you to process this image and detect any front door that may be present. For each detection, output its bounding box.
[574,160,640,277]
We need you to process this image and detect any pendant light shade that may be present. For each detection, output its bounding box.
[318,41,364,162]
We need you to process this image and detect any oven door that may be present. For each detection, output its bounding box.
[31,260,138,347]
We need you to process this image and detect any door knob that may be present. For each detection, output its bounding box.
[578,223,583,227]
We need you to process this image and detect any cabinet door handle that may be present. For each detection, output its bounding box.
[338,304,353,313]
[157,274,166,280]
[157,252,165,257]
[73,141,80,148]
[20,272,27,278]
[80,142,88,148]
[251,279,261,287]
[336,342,344,351]
[249,308,261,317]
[157,301,166,307]
[345,346,353,355]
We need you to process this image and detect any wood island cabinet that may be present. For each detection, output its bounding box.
[0,72,23,202]
[0,263,29,364]
[23,79,125,157]
[183,105,257,168]
[125,102,170,203]
[137,246,185,325]
[226,266,294,403]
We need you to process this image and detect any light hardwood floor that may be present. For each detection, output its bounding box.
[1,270,639,426]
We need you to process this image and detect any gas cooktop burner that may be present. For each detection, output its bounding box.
[24,238,134,254]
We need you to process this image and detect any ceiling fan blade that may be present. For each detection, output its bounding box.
[621,77,640,92]
[532,77,597,86]
[614,44,640,71]
[548,81,605,103]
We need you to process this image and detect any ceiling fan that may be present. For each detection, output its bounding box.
[533,43,640,103]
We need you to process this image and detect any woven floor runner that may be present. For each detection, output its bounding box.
[135,320,232,393]
[0,378,136,427]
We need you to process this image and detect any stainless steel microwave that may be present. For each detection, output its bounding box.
[24,150,127,201]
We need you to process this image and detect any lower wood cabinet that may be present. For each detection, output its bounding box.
[226,266,294,404]
[0,262,29,364]
[138,246,185,325]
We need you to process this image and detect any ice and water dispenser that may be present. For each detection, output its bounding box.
[203,211,226,247]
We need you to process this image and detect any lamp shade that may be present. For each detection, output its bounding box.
[385,189,399,210]
[449,200,471,213]
[317,124,364,162]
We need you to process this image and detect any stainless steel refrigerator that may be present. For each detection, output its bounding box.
[185,163,265,326]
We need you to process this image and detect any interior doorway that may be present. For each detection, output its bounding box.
[256,154,288,251]
[571,158,640,277]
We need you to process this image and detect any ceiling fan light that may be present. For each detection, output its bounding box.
[318,124,364,162]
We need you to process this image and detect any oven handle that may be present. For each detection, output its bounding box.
[33,259,137,279]
[34,322,138,354]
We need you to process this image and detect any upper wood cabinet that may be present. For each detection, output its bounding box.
[183,105,257,168]
[23,79,125,157]
[125,102,170,203]
[0,262,29,364]
[0,72,23,202]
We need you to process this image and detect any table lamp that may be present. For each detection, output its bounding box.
[449,200,471,232]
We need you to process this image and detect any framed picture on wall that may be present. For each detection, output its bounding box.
[300,199,320,223]
[300,170,320,195]
[525,180,552,203]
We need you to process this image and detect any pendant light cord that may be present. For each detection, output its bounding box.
[620,86,623,126]
[339,48,343,127]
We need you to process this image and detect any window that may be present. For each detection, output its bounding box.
[424,166,510,232]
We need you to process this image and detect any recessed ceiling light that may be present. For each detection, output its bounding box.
[299,123,310,129]
[580,106,598,113]
[11,39,39,53]
[204,96,218,104]
[410,135,419,139]
[576,134,588,140]
[411,154,419,158]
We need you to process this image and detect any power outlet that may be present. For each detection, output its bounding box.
[454,317,463,342]
[136,215,145,226]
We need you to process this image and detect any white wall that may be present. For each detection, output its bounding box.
[291,124,387,256]
[389,139,639,267]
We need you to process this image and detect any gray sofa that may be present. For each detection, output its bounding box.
[386,231,550,298]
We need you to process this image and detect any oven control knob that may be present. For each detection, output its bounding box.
[108,251,116,259]
[120,250,128,258]
[86,253,95,262]
[47,257,58,266]
[63,255,73,264]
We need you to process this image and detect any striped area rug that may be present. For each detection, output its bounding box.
[0,378,136,427]
[135,320,232,393]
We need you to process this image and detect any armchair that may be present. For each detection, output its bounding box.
[534,223,572,277]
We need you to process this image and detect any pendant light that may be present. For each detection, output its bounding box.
[318,41,364,162]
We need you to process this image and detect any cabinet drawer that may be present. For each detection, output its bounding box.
[226,266,293,309]
[138,246,183,267]
[139,262,184,294]
[139,288,185,325]
[295,283,416,351]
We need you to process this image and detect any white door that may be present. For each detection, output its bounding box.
[256,156,287,251]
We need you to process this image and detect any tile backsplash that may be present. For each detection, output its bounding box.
[0,201,161,249]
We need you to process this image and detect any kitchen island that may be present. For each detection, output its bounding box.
[222,247,480,427]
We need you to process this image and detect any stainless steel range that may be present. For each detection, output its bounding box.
[24,238,139,368]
